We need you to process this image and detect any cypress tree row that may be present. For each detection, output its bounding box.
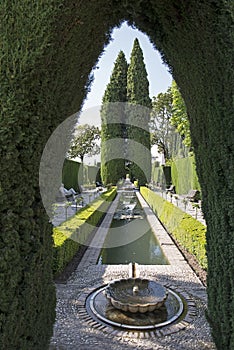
[101,40,152,186]
[101,51,128,184]
[126,38,152,185]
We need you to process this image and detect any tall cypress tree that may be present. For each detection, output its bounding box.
[127,38,151,185]
[101,51,128,184]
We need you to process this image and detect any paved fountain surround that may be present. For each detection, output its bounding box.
[50,191,216,350]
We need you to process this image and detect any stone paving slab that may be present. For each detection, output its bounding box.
[50,192,216,350]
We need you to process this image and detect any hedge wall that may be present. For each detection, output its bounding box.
[151,163,171,188]
[152,156,200,194]
[62,159,81,192]
[84,164,100,185]
[53,188,116,275]
[151,163,164,185]
[171,155,200,194]
[140,187,207,269]
[0,2,61,349]
[0,1,233,349]
[62,159,100,191]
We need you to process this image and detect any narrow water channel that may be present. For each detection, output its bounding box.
[97,191,169,265]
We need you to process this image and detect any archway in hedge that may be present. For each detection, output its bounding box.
[0,1,233,349]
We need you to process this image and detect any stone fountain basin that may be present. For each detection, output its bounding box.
[105,278,168,313]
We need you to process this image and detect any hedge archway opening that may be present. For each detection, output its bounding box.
[0,1,233,349]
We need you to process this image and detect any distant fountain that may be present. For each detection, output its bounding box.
[121,174,135,191]
[113,192,137,220]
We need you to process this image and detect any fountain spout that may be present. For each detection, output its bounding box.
[129,262,138,278]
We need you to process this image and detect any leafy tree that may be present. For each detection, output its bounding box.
[101,50,128,184]
[150,87,174,161]
[68,124,100,162]
[171,80,192,149]
[127,38,151,185]
[68,124,100,185]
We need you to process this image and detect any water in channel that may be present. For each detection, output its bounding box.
[98,191,169,265]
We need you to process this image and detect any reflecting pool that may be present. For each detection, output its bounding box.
[97,192,169,265]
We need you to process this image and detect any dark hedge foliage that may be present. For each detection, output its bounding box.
[62,158,81,192]
[0,0,233,349]
[62,159,100,191]
[0,1,61,348]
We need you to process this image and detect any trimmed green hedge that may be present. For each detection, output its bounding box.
[171,155,200,194]
[152,156,200,194]
[84,164,100,185]
[151,163,164,185]
[52,188,116,275]
[140,187,207,269]
[151,164,171,188]
[62,158,81,192]
[62,159,100,191]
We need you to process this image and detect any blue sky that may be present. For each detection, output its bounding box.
[80,22,172,116]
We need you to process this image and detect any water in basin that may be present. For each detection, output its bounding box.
[97,192,169,265]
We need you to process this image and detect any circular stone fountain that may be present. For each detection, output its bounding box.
[86,263,184,330]
[105,278,168,313]
[87,285,184,330]
[86,264,185,331]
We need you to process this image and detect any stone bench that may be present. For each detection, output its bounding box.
[186,189,200,202]
[166,185,175,194]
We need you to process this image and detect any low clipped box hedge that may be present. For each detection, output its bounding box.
[140,187,207,269]
[53,188,117,275]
